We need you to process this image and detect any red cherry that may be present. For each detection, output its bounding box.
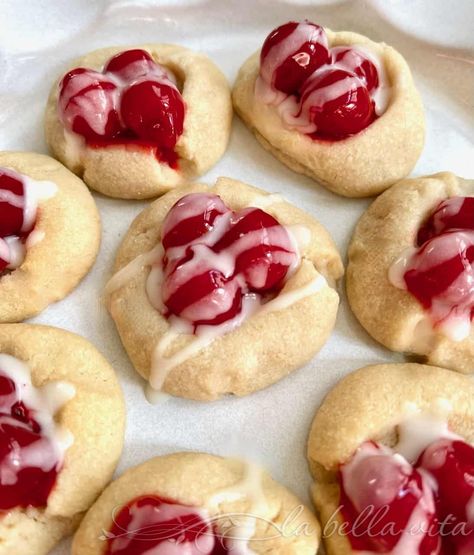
[105,495,229,555]
[161,193,229,250]
[417,197,474,246]
[0,169,25,238]
[120,80,185,148]
[59,68,123,142]
[260,20,330,95]
[215,208,296,293]
[332,46,379,92]
[103,49,156,81]
[0,375,17,412]
[418,439,474,554]
[300,68,375,138]
[339,442,440,554]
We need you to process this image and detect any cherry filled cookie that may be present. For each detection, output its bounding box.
[0,151,100,322]
[347,172,474,373]
[0,324,125,555]
[307,363,474,555]
[72,451,320,554]
[233,21,425,197]
[45,45,232,199]
[105,177,343,401]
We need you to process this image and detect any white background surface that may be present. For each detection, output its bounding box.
[0,1,473,553]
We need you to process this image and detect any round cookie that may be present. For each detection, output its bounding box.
[105,177,343,401]
[347,172,474,374]
[0,151,100,322]
[233,23,425,198]
[307,363,474,555]
[45,44,233,199]
[72,451,321,554]
[0,324,125,555]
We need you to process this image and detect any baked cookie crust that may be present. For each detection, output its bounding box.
[0,151,100,323]
[347,171,474,373]
[45,44,233,199]
[72,452,321,554]
[105,177,343,401]
[307,363,474,555]
[233,29,425,198]
[0,324,125,555]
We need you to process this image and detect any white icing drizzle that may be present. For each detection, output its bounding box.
[0,354,75,485]
[389,230,474,342]
[207,460,267,554]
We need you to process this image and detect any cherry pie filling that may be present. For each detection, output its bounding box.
[154,193,299,332]
[390,197,474,341]
[105,495,233,554]
[338,435,474,554]
[0,167,42,274]
[0,357,71,512]
[58,49,186,168]
[257,20,388,140]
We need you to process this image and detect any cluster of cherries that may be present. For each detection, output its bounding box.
[400,197,474,337]
[106,495,231,554]
[259,21,381,139]
[0,370,60,510]
[58,49,186,167]
[339,438,474,554]
[0,169,30,273]
[160,193,297,329]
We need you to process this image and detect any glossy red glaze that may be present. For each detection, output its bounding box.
[0,169,25,238]
[160,193,297,328]
[419,439,474,554]
[105,495,230,555]
[339,442,439,554]
[301,68,375,139]
[332,46,379,92]
[58,49,185,167]
[260,21,330,95]
[0,371,59,511]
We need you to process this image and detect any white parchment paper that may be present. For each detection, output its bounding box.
[0,1,473,553]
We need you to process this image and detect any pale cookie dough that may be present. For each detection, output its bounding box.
[45,44,233,199]
[233,29,425,198]
[0,324,125,555]
[0,151,100,322]
[105,177,343,401]
[307,363,474,555]
[347,172,474,374]
[72,451,321,554]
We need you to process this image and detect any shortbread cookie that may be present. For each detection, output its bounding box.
[0,151,100,322]
[307,363,474,555]
[45,45,232,199]
[347,172,474,373]
[233,20,425,197]
[72,451,320,554]
[105,177,343,401]
[0,324,125,555]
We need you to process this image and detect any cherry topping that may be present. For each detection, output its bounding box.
[58,49,186,165]
[121,80,185,149]
[332,46,379,92]
[339,442,439,554]
[159,194,297,329]
[419,439,474,554]
[417,197,474,246]
[105,495,230,555]
[0,369,60,511]
[300,68,375,138]
[260,21,330,95]
[59,68,123,142]
[0,169,25,238]
[103,49,156,81]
